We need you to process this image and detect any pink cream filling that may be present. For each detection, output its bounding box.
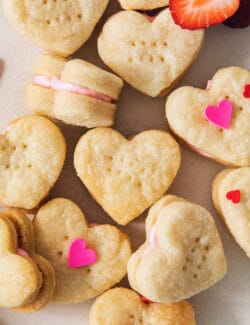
[143,14,156,22]
[188,143,214,159]
[34,75,112,103]
[17,248,29,258]
[143,225,157,257]
[206,80,212,90]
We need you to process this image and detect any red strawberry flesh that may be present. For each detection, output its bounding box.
[170,0,240,30]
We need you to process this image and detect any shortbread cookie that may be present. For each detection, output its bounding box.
[166,66,250,166]
[33,198,131,304]
[0,209,55,312]
[98,9,204,97]
[127,195,227,303]
[89,287,196,325]
[212,167,250,258]
[118,0,169,10]
[3,0,109,57]
[74,128,181,225]
[26,54,124,128]
[0,116,66,209]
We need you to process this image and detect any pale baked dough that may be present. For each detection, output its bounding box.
[127,195,227,303]
[166,66,250,166]
[118,0,169,10]
[0,116,66,209]
[2,0,109,57]
[0,210,55,312]
[33,198,132,304]
[212,167,250,258]
[89,287,196,325]
[98,9,204,97]
[74,127,181,225]
[26,54,124,128]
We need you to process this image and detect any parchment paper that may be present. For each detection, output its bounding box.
[0,1,249,324]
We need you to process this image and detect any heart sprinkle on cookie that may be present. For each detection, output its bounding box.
[243,84,250,98]
[226,190,241,204]
[68,238,97,269]
[204,99,233,129]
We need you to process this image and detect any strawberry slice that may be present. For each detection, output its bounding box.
[169,0,240,30]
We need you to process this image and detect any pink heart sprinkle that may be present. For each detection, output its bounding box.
[204,99,233,129]
[243,84,250,98]
[68,238,97,269]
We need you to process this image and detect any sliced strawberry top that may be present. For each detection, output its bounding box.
[170,0,240,30]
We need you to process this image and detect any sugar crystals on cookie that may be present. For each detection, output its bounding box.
[0,116,66,210]
[127,195,227,303]
[33,198,131,304]
[166,66,250,166]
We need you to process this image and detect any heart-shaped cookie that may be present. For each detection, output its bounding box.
[89,287,196,325]
[212,167,250,258]
[166,66,250,166]
[0,209,55,312]
[74,127,181,225]
[127,195,227,303]
[0,116,66,210]
[3,0,109,57]
[118,0,169,10]
[26,54,124,128]
[33,198,131,304]
[98,9,204,97]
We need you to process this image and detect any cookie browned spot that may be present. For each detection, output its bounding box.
[3,0,110,57]
[0,115,66,210]
[166,66,250,167]
[212,167,250,258]
[26,54,124,128]
[33,198,132,304]
[127,195,227,303]
[74,127,181,225]
[89,287,196,325]
[98,9,204,97]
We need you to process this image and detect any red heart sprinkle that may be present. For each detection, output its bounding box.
[243,84,250,98]
[141,296,153,304]
[226,190,241,204]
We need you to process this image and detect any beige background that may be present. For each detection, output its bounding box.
[0,1,250,324]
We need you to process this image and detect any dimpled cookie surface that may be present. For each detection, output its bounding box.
[128,196,227,303]
[166,67,250,166]
[3,0,110,57]
[0,116,66,209]
[212,167,250,258]
[33,198,131,304]
[74,127,181,225]
[98,9,204,97]
[89,287,196,325]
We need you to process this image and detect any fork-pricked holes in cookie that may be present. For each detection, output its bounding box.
[127,40,168,63]
[182,238,211,279]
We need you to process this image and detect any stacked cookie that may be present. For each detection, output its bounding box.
[1,0,250,324]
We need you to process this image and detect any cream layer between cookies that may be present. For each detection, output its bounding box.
[17,248,29,258]
[143,224,157,257]
[34,76,112,103]
[188,143,214,159]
